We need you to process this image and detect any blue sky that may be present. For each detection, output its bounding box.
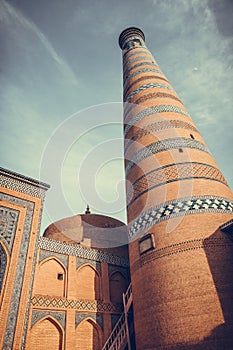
[1,0,232,232]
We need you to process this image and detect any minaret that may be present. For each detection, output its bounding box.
[119,27,233,349]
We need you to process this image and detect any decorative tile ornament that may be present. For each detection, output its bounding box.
[128,196,233,240]
[21,206,43,350]
[0,167,49,199]
[0,193,35,350]
[124,105,190,136]
[31,295,123,313]
[127,162,228,206]
[31,310,66,329]
[123,55,154,71]
[125,138,209,177]
[39,249,68,268]
[124,61,159,75]
[38,237,129,267]
[127,91,182,107]
[76,257,101,273]
[75,312,103,329]
[0,243,7,293]
[123,49,152,60]
[125,83,173,102]
[0,206,19,253]
[124,120,198,153]
[123,67,162,85]
[122,37,147,51]
[123,93,182,120]
[124,75,169,96]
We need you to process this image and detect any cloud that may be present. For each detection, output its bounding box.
[0,0,78,85]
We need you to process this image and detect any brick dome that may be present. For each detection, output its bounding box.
[43,213,128,249]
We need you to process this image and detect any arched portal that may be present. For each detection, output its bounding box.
[110,271,127,303]
[34,258,66,297]
[29,317,63,350]
[75,318,102,350]
[76,264,100,300]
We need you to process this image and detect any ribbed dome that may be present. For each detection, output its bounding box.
[43,213,128,249]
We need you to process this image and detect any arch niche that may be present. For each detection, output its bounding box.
[76,264,100,300]
[75,318,102,350]
[28,317,63,350]
[109,271,128,303]
[34,257,66,297]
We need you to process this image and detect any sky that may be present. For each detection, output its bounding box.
[0,0,233,233]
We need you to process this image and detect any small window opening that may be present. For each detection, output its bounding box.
[57,273,64,280]
[190,134,194,139]
[139,232,155,255]
[179,148,183,153]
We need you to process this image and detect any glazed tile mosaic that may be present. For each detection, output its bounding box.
[123,67,162,85]
[31,295,123,313]
[124,105,190,135]
[125,83,173,102]
[0,243,7,293]
[31,309,66,329]
[127,162,228,206]
[0,206,19,254]
[125,138,209,177]
[38,237,129,267]
[75,312,103,329]
[124,120,198,152]
[124,75,169,96]
[128,195,233,240]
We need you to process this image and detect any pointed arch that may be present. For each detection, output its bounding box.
[28,316,64,350]
[76,264,101,300]
[109,271,128,303]
[0,241,9,304]
[34,257,66,297]
[75,317,102,350]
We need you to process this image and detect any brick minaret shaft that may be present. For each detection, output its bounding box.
[119,27,233,349]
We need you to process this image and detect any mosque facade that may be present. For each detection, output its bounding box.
[0,28,233,350]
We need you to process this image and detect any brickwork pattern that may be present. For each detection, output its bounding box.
[120,27,233,350]
[0,206,19,253]
[21,206,43,349]
[125,82,173,102]
[124,75,169,96]
[128,195,233,239]
[124,105,190,135]
[123,49,152,60]
[131,237,233,275]
[127,162,228,206]
[38,237,129,267]
[124,62,159,77]
[124,120,199,152]
[123,67,161,86]
[125,138,209,176]
[123,55,155,72]
[31,295,123,313]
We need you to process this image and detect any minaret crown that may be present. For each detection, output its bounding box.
[118,27,145,50]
